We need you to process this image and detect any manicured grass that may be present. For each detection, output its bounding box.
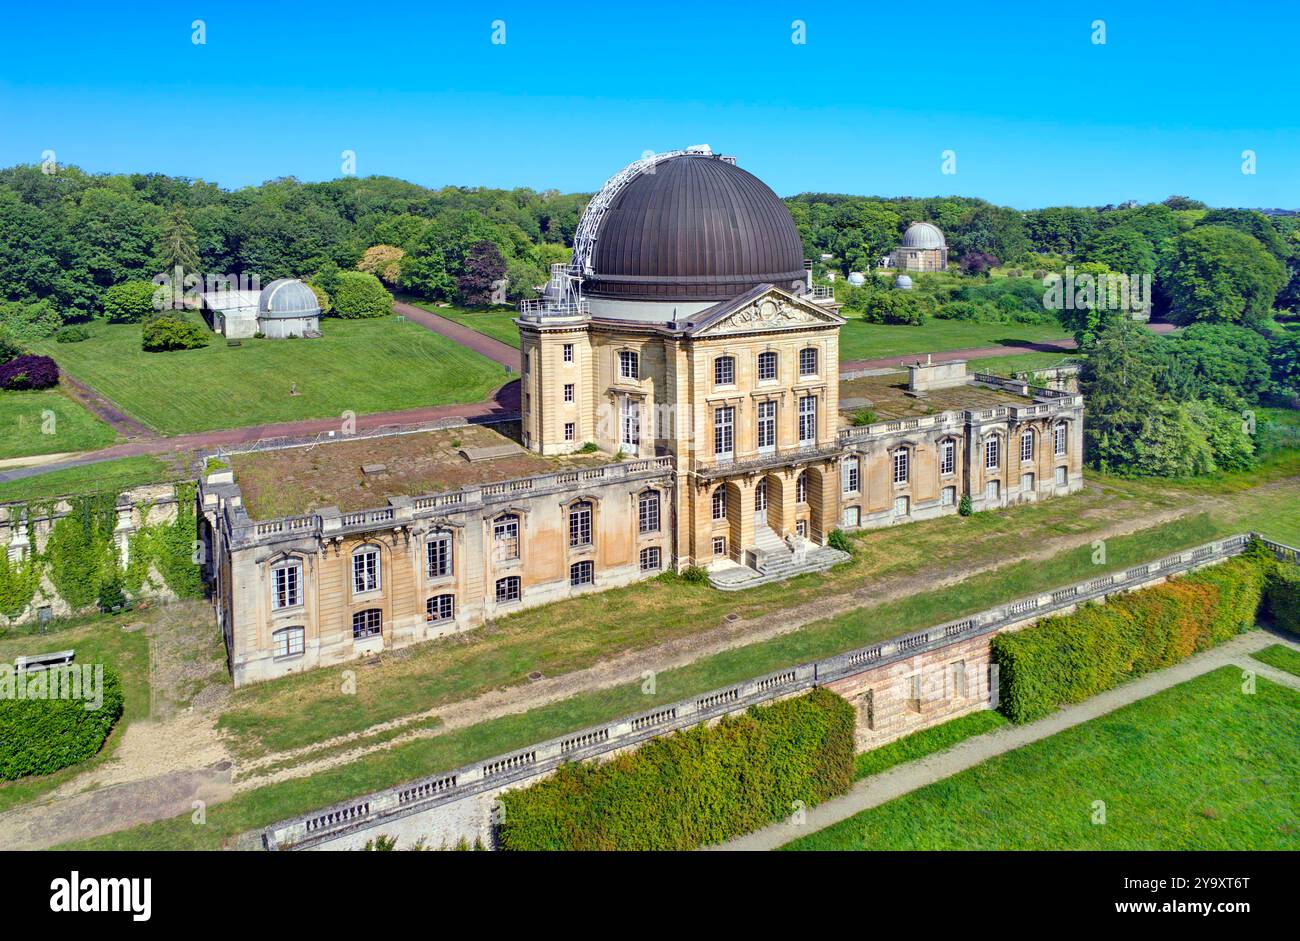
[0,454,187,503]
[783,668,1300,850]
[854,710,1007,780]
[0,387,119,459]
[415,304,521,347]
[1250,644,1300,677]
[30,316,504,434]
[966,351,1080,377]
[838,318,1070,362]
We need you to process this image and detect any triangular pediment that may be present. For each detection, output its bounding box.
[685,285,844,337]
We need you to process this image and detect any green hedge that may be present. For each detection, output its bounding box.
[1265,565,1300,635]
[497,688,854,850]
[0,667,124,779]
[992,550,1270,723]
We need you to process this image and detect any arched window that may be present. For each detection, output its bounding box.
[985,436,1001,470]
[714,355,735,386]
[638,490,660,534]
[427,594,454,622]
[1020,429,1034,463]
[493,513,520,561]
[712,485,728,520]
[352,608,382,638]
[570,560,594,586]
[272,626,304,658]
[568,500,593,548]
[755,479,768,511]
[758,350,778,382]
[352,545,381,594]
[796,471,808,504]
[799,347,818,377]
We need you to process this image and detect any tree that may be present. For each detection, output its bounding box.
[1165,226,1286,326]
[142,316,208,351]
[505,257,545,301]
[831,202,901,272]
[1081,226,1156,276]
[357,244,405,286]
[457,240,506,306]
[1080,317,1163,475]
[1155,324,1273,405]
[0,298,63,342]
[959,251,999,278]
[332,271,392,319]
[103,280,158,322]
[156,205,201,280]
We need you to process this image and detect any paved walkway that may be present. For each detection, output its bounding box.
[714,629,1300,851]
[392,298,521,371]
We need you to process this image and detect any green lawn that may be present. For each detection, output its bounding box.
[838,317,1071,362]
[414,303,521,347]
[0,387,119,459]
[30,316,505,435]
[0,455,187,503]
[1251,644,1300,677]
[967,351,1081,377]
[784,667,1300,850]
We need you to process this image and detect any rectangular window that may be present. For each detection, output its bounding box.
[758,351,777,381]
[493,515,520,561]
[941,486,956,506]
[1022,473,1035,493]
[620,397,640,449]
[1055,465,1068,487]
[908,673,922,713]
[798,396,816,444]
[714,406,735,457]
[495,576,521,603]
[863,689,875,731]
[427,594,454,622]
[712,536,727,556]
[638,491,660,534]
[712,487,727,520]
[842,457,860,493]
[842,506,861,527]
[352,549,380,594]
[569,502,593,548]
[562,343,573,363]
[799,347,818,376]
[564,422,575,441]
[351,608,383,639]
[1021,432,1034,463]
[273,626,304,658]
[619,350,638,380]
[795,519,808,538]
[714,356,734,386]
[426,535,452,579]
[639,546,661,571]
[985,437,1000,469]
[272,562,301,609]
[563,383,574,402]
[893,449,909,484]
[940,440,955,476]
[570,560,594,586]
[986,480,1000,501]
[1055,424,1067,456]
[757,401,776,450]
[893,495,909,517]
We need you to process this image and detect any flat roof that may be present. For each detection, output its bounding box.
[838,371,1033,423]
[229,422,610,520]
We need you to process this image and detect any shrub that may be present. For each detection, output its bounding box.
[0,298,63,342]
[142,316,208,351]
[849,408,878,427]
[576,441,598,454]
[0,666,125,780]
[827,528,852,553]
[333,271,393,319]
[103,280,159,323]
[1264,564,1300,635]
[54,324,90,343]
[958,494,973,516]
[497,689,854,850]
[0,354,59,390]
[991,552,1270,723]
[0,330,22,364]
[680,564,710,585]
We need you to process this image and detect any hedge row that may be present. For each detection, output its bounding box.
[1266,565,1300,635]
[497,688,854,851]
[991,549,1271,723]
[0,667,124,780]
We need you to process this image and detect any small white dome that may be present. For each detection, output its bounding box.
[895,274,914,290]
[847,271,866,286]
[259,279,321,319]
[900,221,946,250]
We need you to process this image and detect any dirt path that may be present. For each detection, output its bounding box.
[392,299,521,371]
[716,630,1300,851]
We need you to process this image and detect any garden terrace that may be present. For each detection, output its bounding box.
[224,421,612,521]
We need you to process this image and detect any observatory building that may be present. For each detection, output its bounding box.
[200,278,322,339]
[891,221,949,272]
[199,147,1085,685]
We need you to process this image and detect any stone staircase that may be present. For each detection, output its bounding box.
[708,521,851,590]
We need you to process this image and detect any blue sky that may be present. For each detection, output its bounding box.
[0,1,1295,208]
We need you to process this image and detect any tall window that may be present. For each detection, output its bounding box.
[639,546,661,571]
[427,594,454,622]
[1054,423,1067,456]
[892,448,909,484]
[272,560,301,609]
[426,534,452,579]
[758,350,778,381]
[843,457,860,493]
[755,479,768,512]
[620,397,640,449]
[796,472,808,504]
[757,400,776,450]
[638,490,660,534]
[352,608,382,639]
[495,576,521,603]
[570,560,594,586]
[712,486,727,520]
[562,343,573,363]
[273,626,304,658]
[563,383,574,402]
[798,396,816,444]
[618,350,638,380]
[940,439,956,476]
[714,406,735,457]
[799,347,818,376]
[564,422,575,441]
[569,501,593,548]
[714,356,735,386]
[1021,430,1034,463]
[493,514,520,561]
[985,436,1000,469]
[352,547,380,594]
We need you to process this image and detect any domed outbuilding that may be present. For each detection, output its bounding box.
[892,221,948,272]
[258,279,322,338]
[895,274,914,290]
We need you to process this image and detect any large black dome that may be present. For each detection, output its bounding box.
[584,155,807,303]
